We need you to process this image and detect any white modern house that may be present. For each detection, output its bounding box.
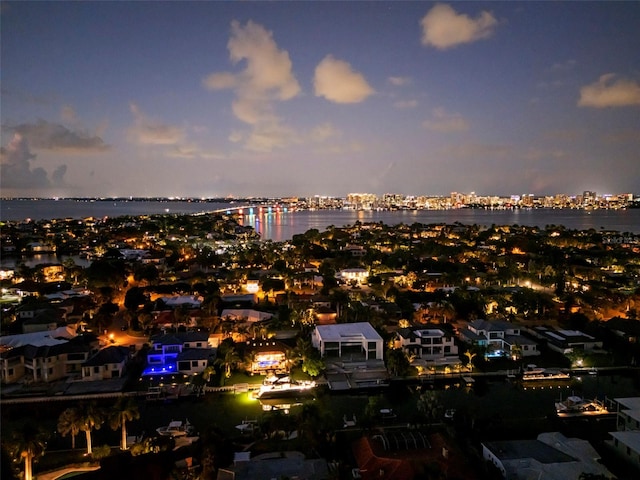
[311,322,383,361]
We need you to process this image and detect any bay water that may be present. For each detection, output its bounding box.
[2,199,639,243]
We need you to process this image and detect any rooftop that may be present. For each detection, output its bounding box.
[314,322,382,339]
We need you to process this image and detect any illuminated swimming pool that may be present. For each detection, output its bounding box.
[142,363,177,376]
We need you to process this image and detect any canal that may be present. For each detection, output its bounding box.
[3,369,638,477]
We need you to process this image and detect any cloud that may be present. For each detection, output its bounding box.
[9,119,109,153]
[0,133,57,189]
[227,20,299,100]
[203,20,300,122]
[536,80,565,90]
[313,140,364,155]
[578,74,640,108]
[165,144,225,160]
[314,55,374,104]
[245,122,297,152]
[203,20,300,151]
[310,122,341,142]
[51,164,67,186]
[203,71,237,90]
[128,103,184,145]
[549,59,577,72]
[438,142,512,159]
[423,108,469,132]
[128,104,220,159]
[420,3,498,50]
[393,99,419,109]
[228,131,244,144]
[388,76,412,87]
[602,129,640,144]
[60,105,78,124]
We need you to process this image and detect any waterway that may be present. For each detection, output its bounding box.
[243,207,640,241]
[0,198,237,221]
[9,370,638,455]
[2,199,639,242]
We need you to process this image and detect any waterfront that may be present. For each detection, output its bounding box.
[4,370,639,477]
[244,207,640,241]
[2,199,639,242]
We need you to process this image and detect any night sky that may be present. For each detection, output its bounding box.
[1,1,639,198]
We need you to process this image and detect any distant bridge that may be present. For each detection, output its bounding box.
[209,204,297,215]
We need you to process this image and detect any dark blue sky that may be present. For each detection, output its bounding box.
[2,1,639,198]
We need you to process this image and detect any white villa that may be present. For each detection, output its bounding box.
[311,322,383,361]
[336,268,369,285]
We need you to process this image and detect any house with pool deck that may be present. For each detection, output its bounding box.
[394,326,460,369]
[145,331,213,376]
[460,319,540,359]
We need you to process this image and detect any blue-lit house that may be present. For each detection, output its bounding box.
[145,331,213,376]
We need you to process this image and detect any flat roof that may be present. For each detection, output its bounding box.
[609,431,640,452]
[484,439,576,464]
[315,322,382,341]
[621,409,640,423]
[614,397,640,410]
[415,329,445,337]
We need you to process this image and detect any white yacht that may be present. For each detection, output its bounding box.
[156,419,194,437]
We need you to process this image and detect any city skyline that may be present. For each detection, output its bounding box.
[1,1,639,199]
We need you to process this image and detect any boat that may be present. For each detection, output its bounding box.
[555,396,609,417]
[379,408,396,419]
[156,419,194,437]
[522,365,570,382]
[235,419,257,433]
[256,375,316,399]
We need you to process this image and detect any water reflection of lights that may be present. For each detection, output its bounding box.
[242,210,289,240]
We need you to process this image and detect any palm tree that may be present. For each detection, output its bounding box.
[8,423,47,480]
[137,311,153,333]
[215,344,241,378]
[386,348,411,377]
[510,343,523,362]
[290,336,313,367]
[464,350,477,371]
[417,391,443,425]
[78,402,105,455]
[173,304,189,328]
[57,407,83,450]
[109,397,140,450]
